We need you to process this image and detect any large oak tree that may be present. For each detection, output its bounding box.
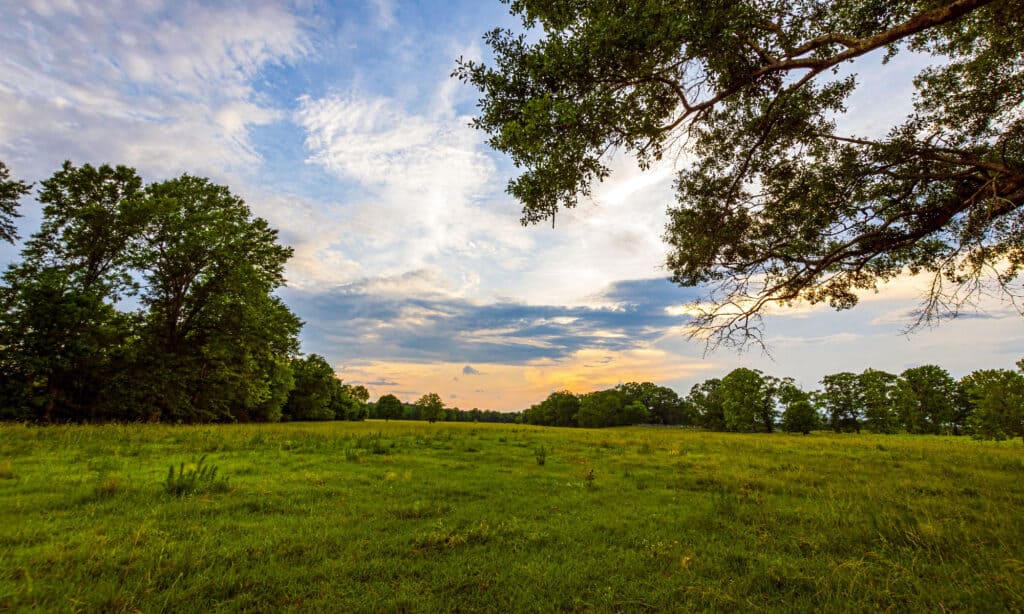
[456,0,1024,347]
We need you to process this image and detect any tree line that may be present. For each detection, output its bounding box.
[521,360,1024,443]
[0,161,369,424]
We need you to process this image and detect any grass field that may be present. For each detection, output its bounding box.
[1,420,1022,612]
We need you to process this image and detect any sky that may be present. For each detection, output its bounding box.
[1,0,1020,411]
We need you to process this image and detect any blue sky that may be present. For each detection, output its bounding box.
[1,0,1020,410]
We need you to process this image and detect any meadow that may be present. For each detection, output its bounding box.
[1,421,1022,612]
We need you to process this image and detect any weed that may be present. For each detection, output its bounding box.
[0,460,16,480]
[534,445,548,466]
[344,448,360,462]
[163,455,229,496]
[584,467,596,489]
[93,475,122,498]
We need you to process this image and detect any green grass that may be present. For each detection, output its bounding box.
[1,421,1022,612]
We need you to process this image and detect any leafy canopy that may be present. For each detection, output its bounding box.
[456,0,1024,347]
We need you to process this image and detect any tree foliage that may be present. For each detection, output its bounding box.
[895,364,956,434]
[818,372,863,433]
[616,381,690,425]
[417,392,446,423]
[782,399,819,435]
[376,394,404,421]
[284,355,337,421]
[962,368,1024,442]
[720,368,767,432]
[0,161,30,244]
[0,162,306,423]
[859,369,899,434]
[457,0,1024,347]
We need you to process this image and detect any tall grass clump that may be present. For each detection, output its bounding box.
[163,455,229,496]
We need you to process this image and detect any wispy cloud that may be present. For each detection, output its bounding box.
[0,1,308,180]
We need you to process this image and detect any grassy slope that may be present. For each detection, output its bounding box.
[1,421,1022,612]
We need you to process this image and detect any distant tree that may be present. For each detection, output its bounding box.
[577,389,628,428]
[617,381,689,425]
[537,390,581,427]
[345,384,370,403]
[962,369,1024,444]
[782,399,819,435]
[818,372,863,433]
[283,355,337,421]
[688,378,725,431]
[377,394,404,421]
[622,400,650,425]
[417,392,445,423]
[894,365,956,434]
[720,368,767,432]
[758,375,790,433]
[859,369,899,434]
[776,377,815,434]
[0,161,30,244]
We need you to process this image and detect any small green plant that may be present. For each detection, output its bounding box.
[163,455,229,496]
[0,460,17,480]
[92,475,122,499]
[584,467,596,489]
[344,447,360,462]
[534,445,548,466]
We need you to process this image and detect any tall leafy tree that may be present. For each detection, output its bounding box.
[576,389,630,428]
[457,0,1024,347]
[131,175,300,422]
[376,394,404,421]
[781,399,820,435]
[818,372,864,433]
[417,392,446,423]
[688,378,725,431]
[0,162,145,421]
[895,365,956,433]
[859,369,899,434]
[284,355,337,421]
[0,161,30,244]
[962,369,1024,443]
[617,381,689,425]
[720,368,768,432]
[538,390,581,426]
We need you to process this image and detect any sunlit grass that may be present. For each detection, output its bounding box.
[1,421,1021,611]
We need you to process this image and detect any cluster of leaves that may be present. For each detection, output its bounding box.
[457,0,1024,347]
[0,161,363,424]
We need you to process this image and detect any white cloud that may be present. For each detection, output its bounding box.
[371,0,396,30]
[0,1,307,180]
[294,90,533,291]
